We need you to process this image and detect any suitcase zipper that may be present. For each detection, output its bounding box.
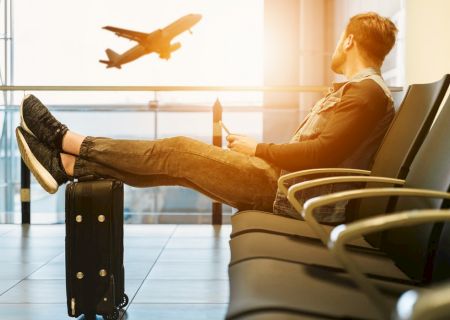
[71,298,76,316]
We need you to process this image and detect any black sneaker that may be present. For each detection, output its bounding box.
[16,126,69,194]
[20,94,68,151]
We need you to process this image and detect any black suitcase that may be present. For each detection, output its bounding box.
[65,179,128,320]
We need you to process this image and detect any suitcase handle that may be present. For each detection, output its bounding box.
[77,175,101,182]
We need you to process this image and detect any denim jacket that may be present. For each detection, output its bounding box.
[272,68,394,224]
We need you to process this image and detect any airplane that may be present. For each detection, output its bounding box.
[99,13,202,69]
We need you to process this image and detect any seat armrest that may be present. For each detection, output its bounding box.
[328,208,450,319]
[277,168,371,195]
[285,176,405,237]
[301,187,448,245]
[394,280,450,320]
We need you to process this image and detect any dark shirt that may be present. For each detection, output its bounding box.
[256,68,395,223]
[255,79,391,171]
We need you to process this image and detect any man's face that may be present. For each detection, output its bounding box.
[331,31,347,74]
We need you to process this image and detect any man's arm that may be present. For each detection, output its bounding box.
[255,81,391,171]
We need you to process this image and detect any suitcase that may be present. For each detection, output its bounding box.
[65,179,128,320]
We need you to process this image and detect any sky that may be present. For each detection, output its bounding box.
[14,0,264,87]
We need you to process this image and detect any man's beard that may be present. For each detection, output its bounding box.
[331,50,346,74]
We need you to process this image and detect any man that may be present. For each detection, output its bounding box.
[16,12,397,223]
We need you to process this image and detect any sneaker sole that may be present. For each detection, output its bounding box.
[16,127,58,194]
[20,94,37,138]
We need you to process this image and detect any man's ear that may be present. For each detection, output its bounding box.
[343,34,354,51]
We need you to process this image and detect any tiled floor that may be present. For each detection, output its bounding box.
[0,224,231,320]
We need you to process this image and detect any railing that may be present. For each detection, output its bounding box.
[0,85,340,92]
[0,85,404,224]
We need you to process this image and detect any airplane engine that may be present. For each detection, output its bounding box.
[159,42,182,60]
[159,52,171,60]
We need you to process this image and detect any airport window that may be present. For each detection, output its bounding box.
[1,0,264,223]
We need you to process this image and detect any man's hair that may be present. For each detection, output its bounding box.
[345,12,398,66]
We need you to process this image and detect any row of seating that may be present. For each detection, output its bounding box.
[225,74,450,319]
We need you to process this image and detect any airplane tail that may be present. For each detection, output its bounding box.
[99,49,121,68]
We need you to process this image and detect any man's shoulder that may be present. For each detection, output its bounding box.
[343,78,390,106]
[345,77,387,95]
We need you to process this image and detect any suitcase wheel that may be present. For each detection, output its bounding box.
[119,294,129,309]
[103,308,119,320]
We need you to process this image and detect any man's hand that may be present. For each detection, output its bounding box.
[226,134,258,156]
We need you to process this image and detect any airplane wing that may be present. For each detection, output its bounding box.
[103,26,148,42]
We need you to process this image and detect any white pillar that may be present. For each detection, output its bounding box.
[263,0,334,143]
[263,0,300,143]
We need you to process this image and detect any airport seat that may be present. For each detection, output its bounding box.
[226,76,450,319]
[230,85,450,290]
[230,74,450,242]
[227,207,450,320]
[234,240,450,320]
[228,87,450,276]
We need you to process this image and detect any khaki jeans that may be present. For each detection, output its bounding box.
[73,136,280,211]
